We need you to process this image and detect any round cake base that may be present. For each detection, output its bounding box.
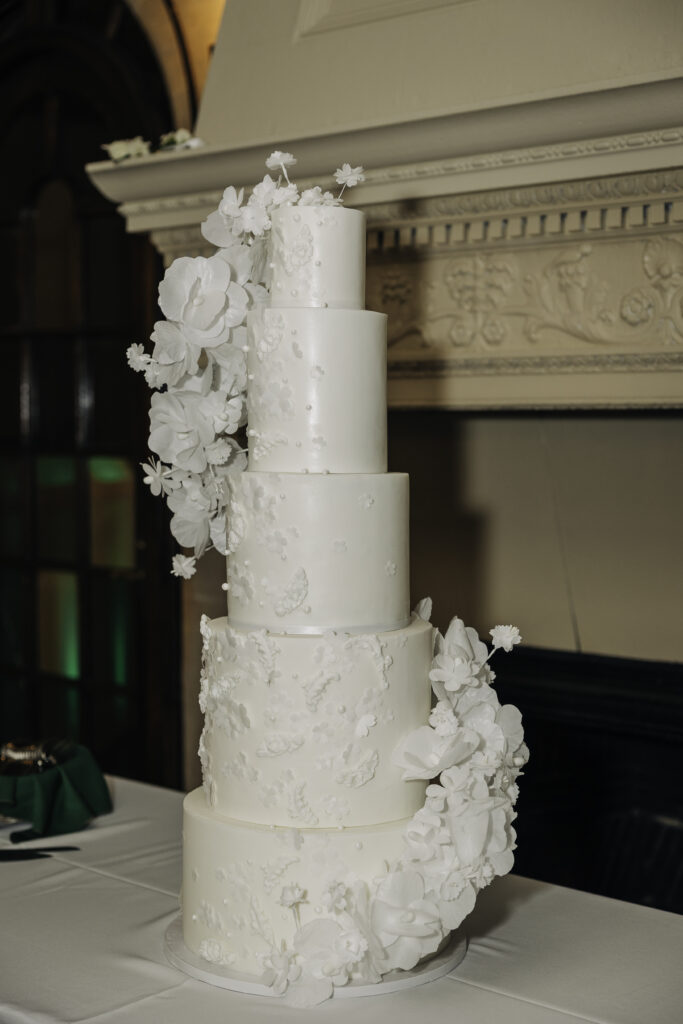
[164,915,468,999]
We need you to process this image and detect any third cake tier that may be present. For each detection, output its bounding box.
[226,471,410,633]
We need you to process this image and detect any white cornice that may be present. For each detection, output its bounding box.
[87,77,683,211]
[90,125,683,239]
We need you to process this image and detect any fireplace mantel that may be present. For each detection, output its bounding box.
[88,126,683,409]
[86,1,683,409]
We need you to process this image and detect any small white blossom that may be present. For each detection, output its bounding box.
[102,136,150,161]
[279,883,307,908]
[140,459,166,497]
[429,701,459,736]
[266,150,297,171]
[299,186,325,206]
[334,163,365,188]
[355,713,377,738]
[262,941,301,996]
[241,201,271,236]
[321,881,349,913]
[490,625,522,652]
[126,343,150,372]
[159,128,203,151]
[171,554,196,579]
[335,929,368,966]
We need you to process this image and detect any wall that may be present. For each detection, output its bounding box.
[391,411,683,661]
[197,0,683,149]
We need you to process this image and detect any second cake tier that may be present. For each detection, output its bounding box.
[246,306,387,473]
[198,614,432,828]
[226,471,410,633]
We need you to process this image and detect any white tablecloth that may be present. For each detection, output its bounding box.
[0,777,680,1023]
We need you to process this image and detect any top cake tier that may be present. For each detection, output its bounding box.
[269,206,366,309]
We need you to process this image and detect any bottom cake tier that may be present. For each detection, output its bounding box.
[182,787,456,998]
[184,788,410,970]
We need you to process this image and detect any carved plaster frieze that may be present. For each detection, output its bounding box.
[367,229,683,407]
[368,233,683,349]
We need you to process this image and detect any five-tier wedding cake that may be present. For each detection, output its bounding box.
[130,153,528,1006]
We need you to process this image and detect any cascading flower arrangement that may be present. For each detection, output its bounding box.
[127,152,366,580]
[262,607,527,1006]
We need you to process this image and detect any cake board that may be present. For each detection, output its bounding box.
[164,915,468,999]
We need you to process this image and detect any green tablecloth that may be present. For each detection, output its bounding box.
[0,744,112,838]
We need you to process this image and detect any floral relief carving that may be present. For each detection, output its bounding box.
[369,235,683,354]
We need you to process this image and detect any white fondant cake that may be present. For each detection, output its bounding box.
[197,615,431,828]
[154,158,530,1006]
[225,470,410,633]
[246,306,387,473]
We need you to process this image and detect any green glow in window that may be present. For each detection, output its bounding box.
[88,457,136,568]
[38,570,80,679]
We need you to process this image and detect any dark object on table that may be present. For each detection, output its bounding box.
[0,741,112,841]
[0,738,76,775]
[0,846,81,861]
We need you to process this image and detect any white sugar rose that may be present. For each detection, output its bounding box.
[392,724,478,781]
[288,918,351,1007]
[158,254,248,344]
[148,392,214,474]
[335,929,368,966]
[402,807,450,863]
[201,186,245,246]
[262,942,301,996]
[371,870,443,971]
[149,320,199,386]
[168,504,211,556]
[430,617,491,700]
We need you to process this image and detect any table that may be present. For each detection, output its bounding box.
[0,777,680,1023]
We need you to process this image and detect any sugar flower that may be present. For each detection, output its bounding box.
[126,343,150,373]
[334,163,365,188]
[171,554,196,579]
[262,941,301,996]
[159,128,204,151]
[490,625,522,652]
[266,150,297,171]
[279,883,307,909]
[102,136,150,162]
[140,459,167,497]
